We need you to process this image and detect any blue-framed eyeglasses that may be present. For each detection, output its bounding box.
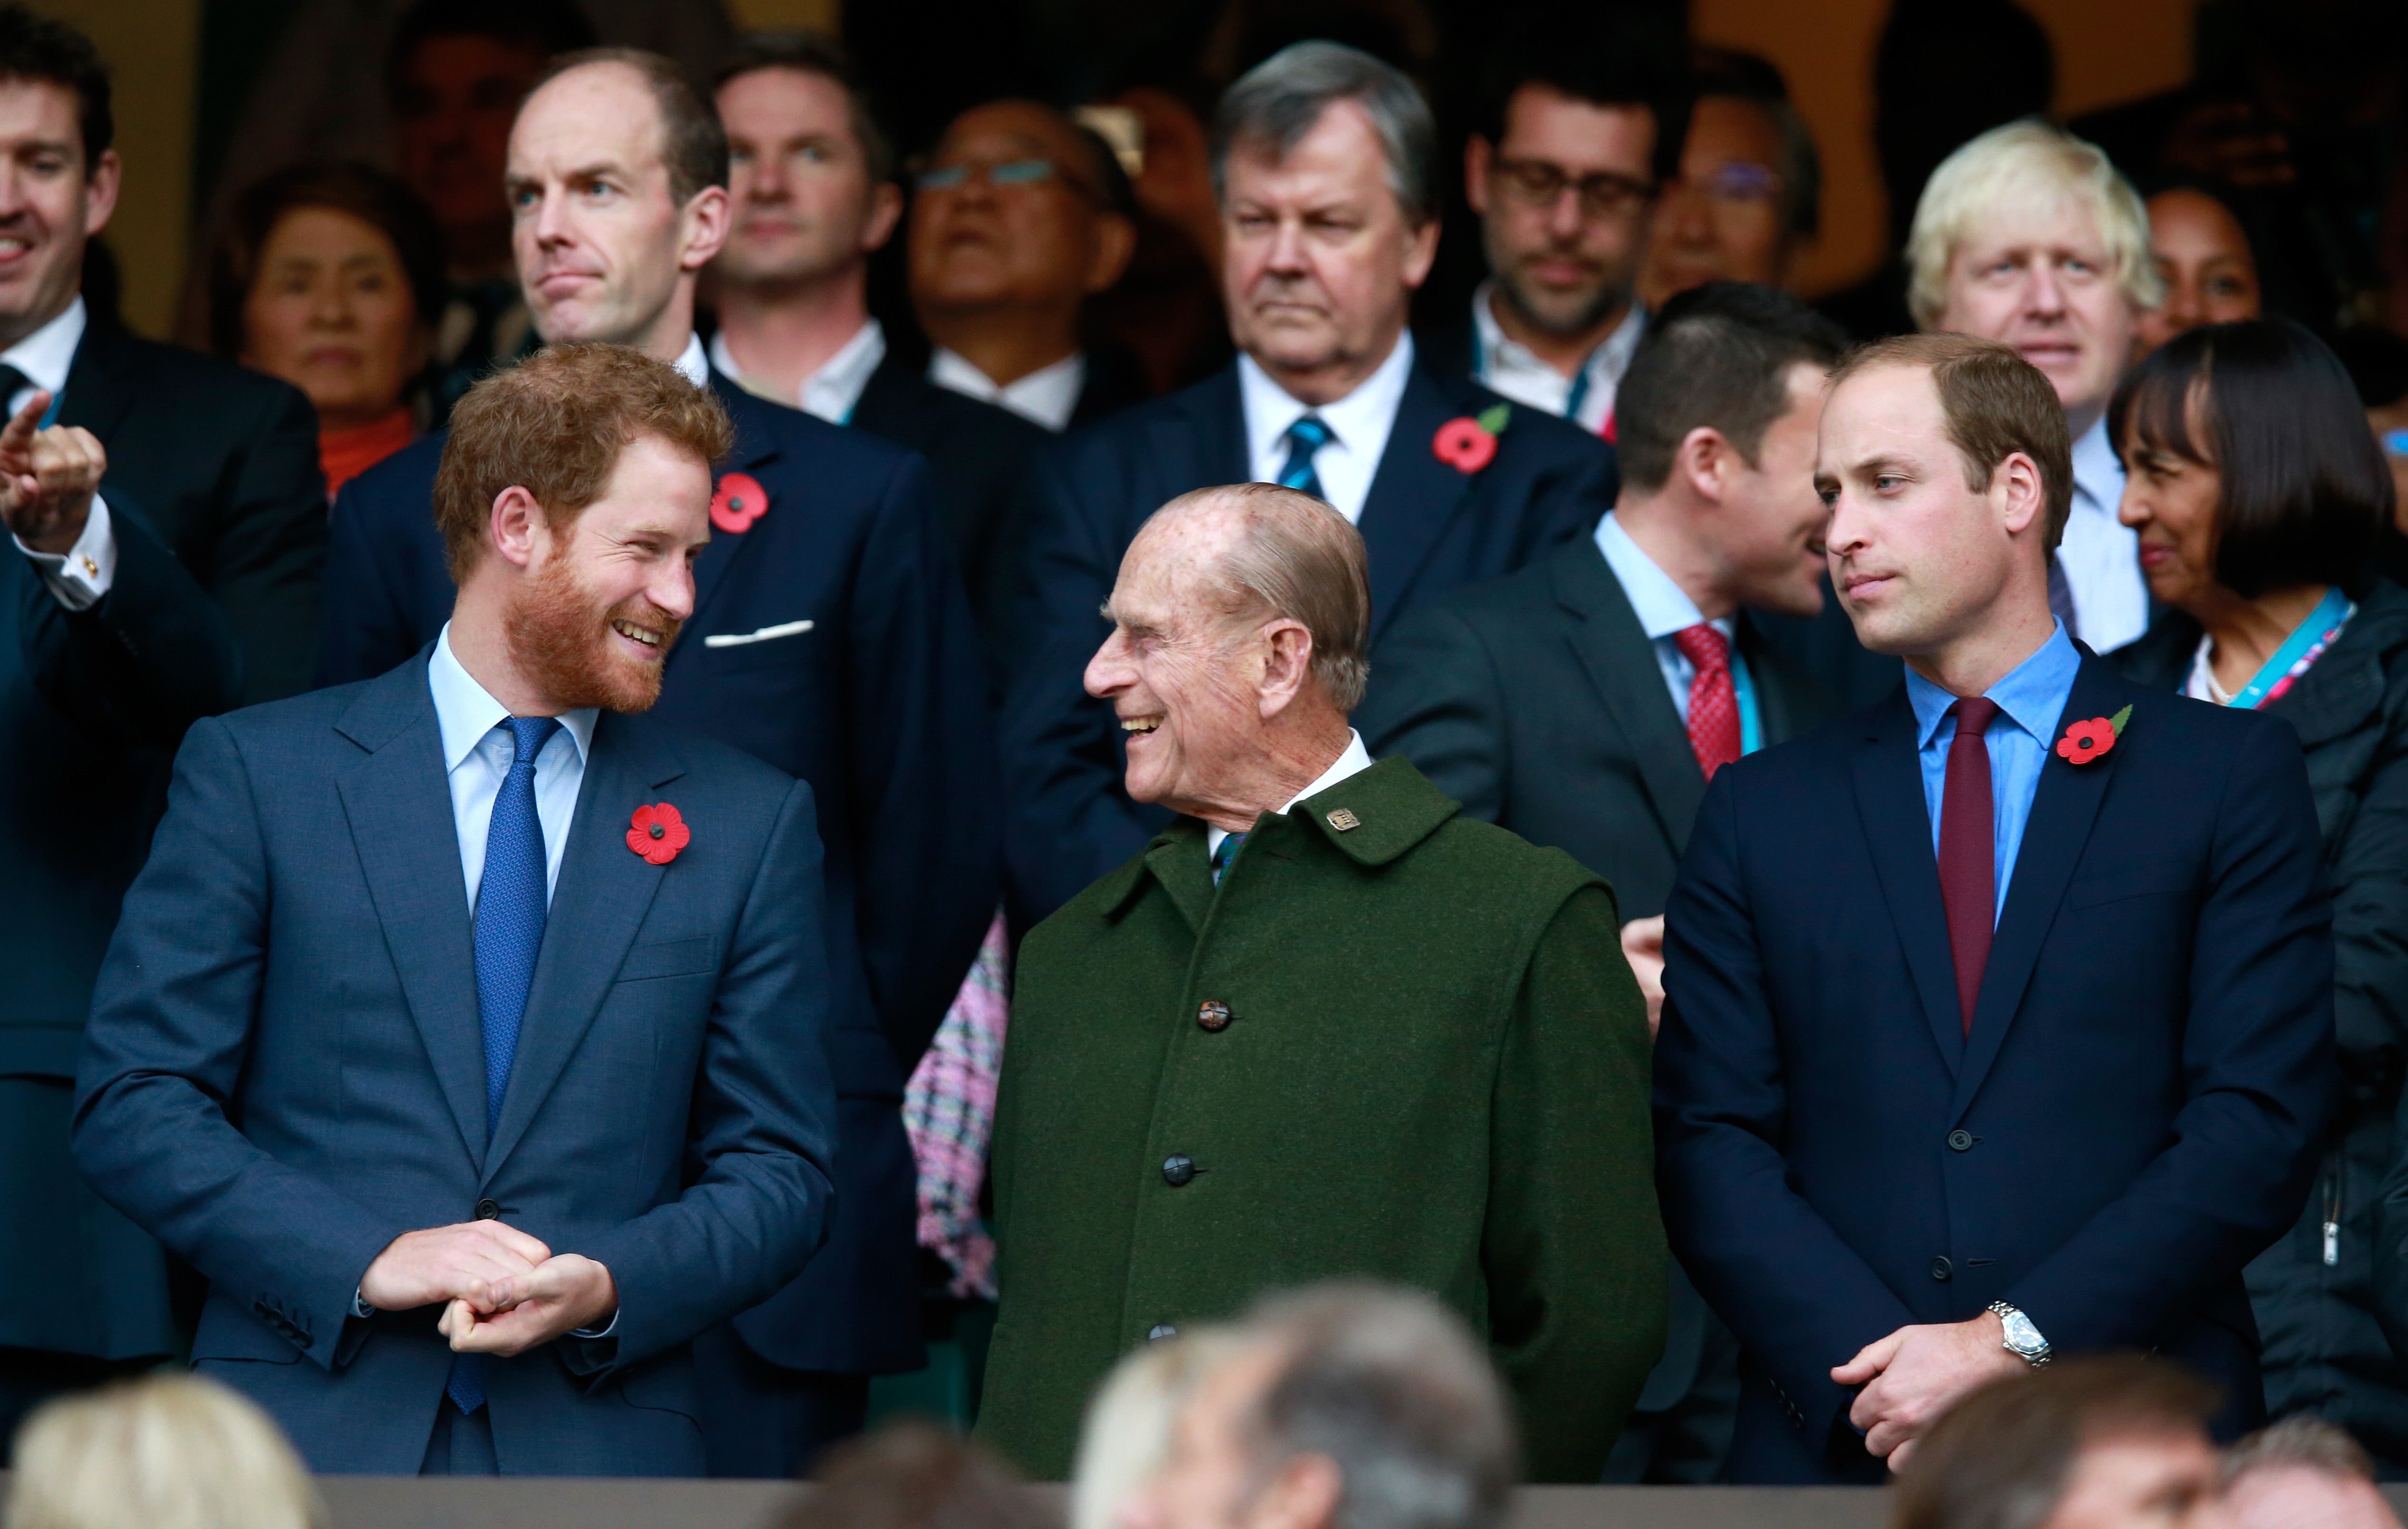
[914,158,1062,194]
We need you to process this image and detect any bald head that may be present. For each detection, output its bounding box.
[1145,483,1371,709]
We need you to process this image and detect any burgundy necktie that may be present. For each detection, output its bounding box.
[1937,697,2002,1035]
[1673,623,1741,780]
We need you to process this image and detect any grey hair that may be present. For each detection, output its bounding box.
[2223,1415,2378,1487]
[1152,483,1372,712]
[1211,41,1438,227]
[1235,1283,1516,1529]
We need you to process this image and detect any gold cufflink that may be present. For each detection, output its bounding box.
[80,556,97,576]
[1326,808,1359,832]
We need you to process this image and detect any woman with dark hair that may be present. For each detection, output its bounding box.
[2133,178,2264,357]
[207,162,447,499]
[2112,317,2408,1471]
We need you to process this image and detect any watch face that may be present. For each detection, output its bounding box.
[2003,1311,2045,1352]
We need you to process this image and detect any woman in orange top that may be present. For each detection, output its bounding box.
[208,164,447,500]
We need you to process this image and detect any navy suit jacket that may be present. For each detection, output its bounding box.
[314,370,997,1373]
[997,357,1616,920]
[73,657,839,1475]
[1655,656,2335,1482]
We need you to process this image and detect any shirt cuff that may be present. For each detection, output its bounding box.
[570,1308,619,1340]
[352,1287,375,1320]
[15,495,115,611]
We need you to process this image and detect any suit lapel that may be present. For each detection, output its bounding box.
[55,323,138,443]
[1157,368,1245,496]
[482,712,688,1180]
[1553,544,1709,856]
[1949,657,2126,1120]
[1848,691,1967,1072]
[332,660,489,1163]
[684,374,786,640]
[1359,365,1476,644]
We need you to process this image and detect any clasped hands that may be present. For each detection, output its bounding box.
[0,391,104,555]
[358,1220,617,1358]
[1832,1310,2026,1471]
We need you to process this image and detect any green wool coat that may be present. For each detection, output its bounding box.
[976,756,1667,1481]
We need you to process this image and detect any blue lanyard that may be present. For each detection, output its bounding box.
[1731,647,1762,755]
[2228,585,2354,709]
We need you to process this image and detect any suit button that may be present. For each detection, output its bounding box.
[1147,1323,1178,1341]
[1930,1256,1953,1282]
[475,1198,501,1219]
[1947,1130,1974,1152]
[1196,1000,1232,1033]
[1161,1154,1197,1188]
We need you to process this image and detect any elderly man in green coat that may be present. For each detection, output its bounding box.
[978,481,1667,1481]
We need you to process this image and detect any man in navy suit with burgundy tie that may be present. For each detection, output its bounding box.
[76,345,837,1475]
[1654,332,2335,1482]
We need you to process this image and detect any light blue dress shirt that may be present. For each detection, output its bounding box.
[1593,513,1762,754]
[427,624,596,911]
[1903,621,2081,922]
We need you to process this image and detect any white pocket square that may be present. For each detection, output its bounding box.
[703,619,815,648]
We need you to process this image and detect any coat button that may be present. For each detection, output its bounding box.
[1161,1154,1197,1188]
[1947,1130,1974,1152]
[1147,1323,1178,1341]
[475,1198,501,1219]
[1196,1000,1231,1033]
[1930,1256,1953,1281]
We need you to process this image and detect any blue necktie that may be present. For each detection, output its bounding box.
[1277,416,1333,502]
[1211,831,1246,887]
[448,715,560,1416]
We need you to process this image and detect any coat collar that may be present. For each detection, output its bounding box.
[2269,578,2408,749]
[1357,363,1486,644]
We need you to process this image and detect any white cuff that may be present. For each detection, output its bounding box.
[15,495,115,612]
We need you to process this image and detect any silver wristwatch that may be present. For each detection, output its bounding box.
[1988,1301,2051,1366]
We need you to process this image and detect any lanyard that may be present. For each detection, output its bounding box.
[2228,585,2354,709]
[1731,645,1763,755]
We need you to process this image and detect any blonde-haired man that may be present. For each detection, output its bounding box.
[1907,120,2163,655]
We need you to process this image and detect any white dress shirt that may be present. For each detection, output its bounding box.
[1206,728,1375,861]
[428,623,597,911]
[1470,282,1640,436]
[1238,333,1416,527]
[2058,416,2148,654]
[929,347,1085,432]
[710,318,886,426]
[672,333,710,390]
[1593,513,1759,747]
[8,298,118,611]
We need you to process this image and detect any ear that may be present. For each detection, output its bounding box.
[83,149,120,237]
[489,484,547,571]
[1255,617,1316,720]
[862,180,904,254]
[1677,426,1738,506]
[1400,213,1440,291]
[676,185,733,272]
[1246,1453,1345,1529]
[1464,135,1492,217]
[1087,211,1138,294]
[1995,450,2047,540]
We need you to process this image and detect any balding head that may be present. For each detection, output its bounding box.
[1087,484,1368,834]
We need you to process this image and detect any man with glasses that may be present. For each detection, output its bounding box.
[1639,51,1822,306]
[1425,17,1692,439]
[907,98,1141,431]
[996,42,1617,923]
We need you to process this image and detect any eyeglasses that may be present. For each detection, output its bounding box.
[1695,161,1785,205]
[1490,157,1656,218]
[914,157,1070,195]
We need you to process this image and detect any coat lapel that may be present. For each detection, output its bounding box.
[1156,368,1245,497]
[1359,365,1476,645]
[53,322,139,444]
[331,658,489,1163]
[1847,690,1967,1072]
[1553,543,1709,856]
[683,374,786,641]
[481,712,688,1180]
[1949,657,2126,1120]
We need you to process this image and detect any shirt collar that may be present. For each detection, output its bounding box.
[2069,414,2123,513]
[1238,331,1416,466]
[1594,512,1713,640]
[1905,620,2081,751]
[929,347,1086,431]
[1471,281,1643,387]
[673,333,710,389]
[1204,729,1374,857]
[429,622,597,774]
[4,296,84,397]
[709,318,884,424]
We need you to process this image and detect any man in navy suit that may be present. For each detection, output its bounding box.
[76,345,837,1476]
[312,48,996,1472]
[1654,333,2334,1483]
[997,40,1617,921]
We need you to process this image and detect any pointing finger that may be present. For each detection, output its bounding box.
[0,392,46,462]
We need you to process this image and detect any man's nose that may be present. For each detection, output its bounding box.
[1263,217,1310,273]
[652,562,697,624]
[1544,184,1590,242]
[1084,629,1133,698]
[2024,260,2067,316]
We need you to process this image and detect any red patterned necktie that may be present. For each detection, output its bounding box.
[1937,697,2002,1035]
[1672,623,1741,780]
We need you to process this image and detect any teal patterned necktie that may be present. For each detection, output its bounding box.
[1277,416,1333,501]
[1211,832,1247,887]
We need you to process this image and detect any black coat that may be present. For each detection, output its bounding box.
[0,319,325,1362]
[2118,581,2408,1470]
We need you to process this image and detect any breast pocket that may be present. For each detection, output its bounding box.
[699,618,817,674]
[2066,858,2195,910]
[615,935,720,983]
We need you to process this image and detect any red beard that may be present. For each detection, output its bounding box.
[505,552,681,713]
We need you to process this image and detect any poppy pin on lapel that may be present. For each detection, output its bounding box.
[2055,705,2132,766]
[710,472,768,534]
[628,803,690,865]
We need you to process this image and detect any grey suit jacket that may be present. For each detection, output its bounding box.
[74,655,839,1475]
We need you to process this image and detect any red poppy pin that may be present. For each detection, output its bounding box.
[1434,403,1510,474]
[627,802,691,865]
[2054,705,2133,766]
[710,472,768,534]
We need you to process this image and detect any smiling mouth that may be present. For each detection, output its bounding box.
[612,618,665,652]
[1121,716,1161,734]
